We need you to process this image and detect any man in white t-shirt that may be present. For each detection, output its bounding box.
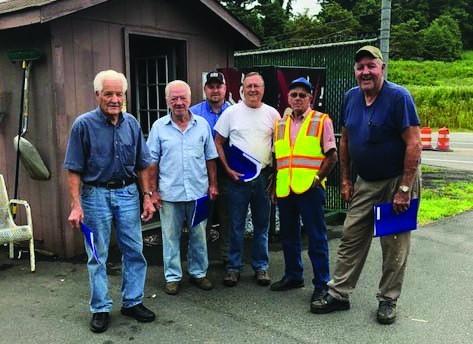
[214,72,280,287]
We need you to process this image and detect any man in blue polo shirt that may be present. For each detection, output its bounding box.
[190,71,231,264]
[147,80,218,296]
[64,70,156,333]
[311,46,422,325]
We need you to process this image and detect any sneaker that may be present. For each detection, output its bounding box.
[164,281,180,295]
[223,271,240,287]
[255,270,271,286]
[270,277,304,291]
[310,293,350,314]
[377,300,397,324]
[190,276,213,291]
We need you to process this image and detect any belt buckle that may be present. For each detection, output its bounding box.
[106,180,123,188]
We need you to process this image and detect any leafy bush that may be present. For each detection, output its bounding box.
[422,15,463,61]
[409,86,473,130]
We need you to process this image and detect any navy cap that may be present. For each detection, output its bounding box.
[205,71,226,85]
[289,77,312,93]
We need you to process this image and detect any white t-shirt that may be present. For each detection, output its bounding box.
[214,101,280,167]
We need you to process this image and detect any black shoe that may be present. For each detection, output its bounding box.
[310,288,328,302]
[90,312,109,333]
[270,277,304,291]
[377,300,397,324]
[121,303,156,323]
[310,293,350,314]
[223,271,240,287]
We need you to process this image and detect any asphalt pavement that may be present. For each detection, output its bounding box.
[0,210,472,344]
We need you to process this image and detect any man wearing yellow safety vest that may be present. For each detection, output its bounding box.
[270,77,338,307]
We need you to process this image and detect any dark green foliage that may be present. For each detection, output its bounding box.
[422,15,463,61]
[390,19,424,59]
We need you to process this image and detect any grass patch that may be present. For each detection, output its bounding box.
[419,182,473,225]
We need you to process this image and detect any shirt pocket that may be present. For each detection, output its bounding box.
[367,120,389,144]
[120,143,136,166]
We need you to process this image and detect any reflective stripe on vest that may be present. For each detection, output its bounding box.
[274,110,327,197]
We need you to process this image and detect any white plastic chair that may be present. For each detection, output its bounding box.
[0,174,35,272]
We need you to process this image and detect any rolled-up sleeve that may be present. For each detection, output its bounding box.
[203,121,218,160]
[64,121,85,173]
[135,127,152,170]
[146,122,161,164]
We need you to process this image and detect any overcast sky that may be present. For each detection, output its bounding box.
[291,0,321,16]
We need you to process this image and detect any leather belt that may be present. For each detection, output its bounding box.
[84,178,136,189]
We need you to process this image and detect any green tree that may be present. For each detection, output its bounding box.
[316,2,360,38]
[390,19,424,59]
[422,15,463,61]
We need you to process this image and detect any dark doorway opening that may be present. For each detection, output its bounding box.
[128,34,187,135]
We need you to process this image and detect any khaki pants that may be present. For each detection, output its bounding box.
[328,172,420,302]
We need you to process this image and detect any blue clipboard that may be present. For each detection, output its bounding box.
[191,194,210,228]
[80,223,100,261]
[373,198,420,237]
[225,143,262,182]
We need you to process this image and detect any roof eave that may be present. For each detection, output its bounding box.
[199,0,261,48]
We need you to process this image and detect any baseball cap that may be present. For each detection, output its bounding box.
[289,77,313,93]
[355,45,384,62]
[205,71,225,85]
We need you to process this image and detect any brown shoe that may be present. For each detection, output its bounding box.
[223,271,240,287]
[164,281,180,295]
[189,276,213,291]
[255,270,271,286]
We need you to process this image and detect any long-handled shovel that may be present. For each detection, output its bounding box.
[7,50,50,216]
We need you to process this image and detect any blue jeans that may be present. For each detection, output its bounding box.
[159,201,208,282]
[81,183,147,313]
[277,187,330,290]
[226,171,270,272]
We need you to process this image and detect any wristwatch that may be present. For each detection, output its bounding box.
[142,191,153,197]
[399,185,410,193]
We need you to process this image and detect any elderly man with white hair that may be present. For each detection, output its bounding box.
[147,80,218,296]
[64,70,157,332]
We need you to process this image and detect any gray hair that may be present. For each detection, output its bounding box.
[165,80,191,98]
[93,70,128,93]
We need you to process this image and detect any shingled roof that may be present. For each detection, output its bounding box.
[0,0,57,15]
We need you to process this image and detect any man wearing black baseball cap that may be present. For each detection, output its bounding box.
[271,77,337,309]
[190,71,231,265]
[311,45,422,325]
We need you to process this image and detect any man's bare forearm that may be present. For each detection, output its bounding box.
[215,134,231,172]
[138,165,153,193]
[147,164,158,192]
[67,171,82,208]
[400,126,422,187]
[318,149,338,181]
[339,127,351,182]
[206,159,217,187]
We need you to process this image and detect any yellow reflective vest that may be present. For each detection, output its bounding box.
[274,110,328,198]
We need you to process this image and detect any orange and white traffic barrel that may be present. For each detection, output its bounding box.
[420,127,434,150]
[436,127,452,152]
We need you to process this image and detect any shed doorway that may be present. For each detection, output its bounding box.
[128,33,187,135]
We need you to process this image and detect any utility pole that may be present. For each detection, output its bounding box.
[380,0,391,78]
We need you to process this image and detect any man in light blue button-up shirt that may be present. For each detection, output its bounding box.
[147,80,218,295]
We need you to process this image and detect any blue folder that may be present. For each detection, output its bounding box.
[191,194,210,228]
[80,223,99,261]
[225,143,262,182]
[373,198,420,237]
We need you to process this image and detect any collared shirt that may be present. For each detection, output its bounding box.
[147,113,218,202]
[190,100,231,136]
[289,108,337,154]
[64,107,151,183]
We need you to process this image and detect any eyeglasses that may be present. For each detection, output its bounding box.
[289,92,309,99]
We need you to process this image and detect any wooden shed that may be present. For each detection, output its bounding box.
[0,0,259,257]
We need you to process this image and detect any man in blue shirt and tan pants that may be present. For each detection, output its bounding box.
[65,70,156,333]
